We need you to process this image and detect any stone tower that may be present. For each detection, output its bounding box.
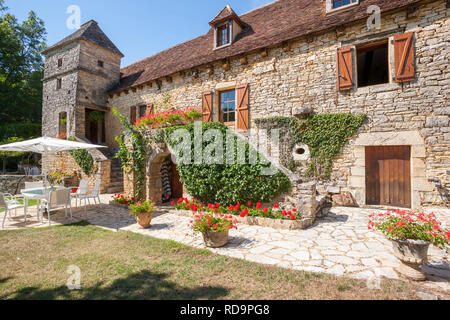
[41,20,123,144]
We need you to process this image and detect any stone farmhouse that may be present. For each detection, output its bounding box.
[41,0,449,210]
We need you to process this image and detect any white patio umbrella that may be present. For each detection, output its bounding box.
[0,136,107,185]
[0,137,106,155]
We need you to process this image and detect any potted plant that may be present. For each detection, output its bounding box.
[190,212,237,248]
[369,210,449,281]
[129,200,155,229]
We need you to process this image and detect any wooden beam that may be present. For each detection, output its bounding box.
[282,41,291,52]
[166,76,173,83]
[222,59,230,71]
[240,56,248,65]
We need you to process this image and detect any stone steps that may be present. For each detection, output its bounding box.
[107,158,124,194]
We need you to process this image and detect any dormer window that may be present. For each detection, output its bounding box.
[217,22,231,48]
[210,5,244,50]
[326,0,359,13]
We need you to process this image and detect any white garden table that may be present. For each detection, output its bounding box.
[20,187,55,223]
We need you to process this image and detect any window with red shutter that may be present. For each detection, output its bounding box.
[394,32,415,83]
[202,92,213,122]
[337,46,354,91]
[236,84,249,130]
[130,106,137,124]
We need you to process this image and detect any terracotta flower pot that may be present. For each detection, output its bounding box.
[202,230,229,248]
[392,239,430,281]
[135,212,153,229]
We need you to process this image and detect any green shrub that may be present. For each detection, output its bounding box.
[68,137,95,176]
[165,122,292,205]
[0,123,41,141]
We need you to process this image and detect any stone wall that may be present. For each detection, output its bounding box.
[108,0,449,208]
[42,149,111,194]
[0,175,44,195]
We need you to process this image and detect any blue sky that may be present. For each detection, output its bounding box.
[6,0,273,67]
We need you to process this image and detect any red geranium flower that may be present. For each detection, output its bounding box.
[262,208,268,213]
[274,204,279,209]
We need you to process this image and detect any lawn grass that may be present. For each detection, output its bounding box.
[0,222,420,300]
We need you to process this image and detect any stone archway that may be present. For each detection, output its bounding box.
[145,150,183,205]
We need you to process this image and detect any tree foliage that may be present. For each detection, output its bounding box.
[0,0,46,139]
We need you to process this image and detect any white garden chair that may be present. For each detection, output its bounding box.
[40,188,72,225]
[0,193,25,228]
[71,180,89,208]
[79,180,101,207]
[25,181,44,189]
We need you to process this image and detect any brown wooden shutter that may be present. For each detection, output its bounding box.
[236,84,249,130]
[202,92,213,122]
[394,32,415,83]
[147,103,154,115]
[337,46,354,91]
[130,106,137,124]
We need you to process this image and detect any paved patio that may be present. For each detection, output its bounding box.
[1,194,449,293]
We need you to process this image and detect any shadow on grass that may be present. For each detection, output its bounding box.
[8,269,229,300]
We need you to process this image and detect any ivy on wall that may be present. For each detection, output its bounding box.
[165,122,292,205]
[113,109,292,205]
[68,137,95,176]
[113,108,146,199]
[255,113,367,179]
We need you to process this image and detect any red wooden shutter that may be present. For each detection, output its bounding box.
[337,46,354,91]
[130,106,137,124]
[147,103,154,115]
[394,32,415,83]
[202,92,213,122]
[236,84,249,130]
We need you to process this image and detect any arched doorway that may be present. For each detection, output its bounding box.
[147,152,183,204]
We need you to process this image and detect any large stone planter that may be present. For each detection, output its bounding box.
[135,212,153,229]
[392,239,430,281]
[202,230,229,248]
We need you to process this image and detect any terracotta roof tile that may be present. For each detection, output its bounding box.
[43,20,124,57]
[112,0,421,93]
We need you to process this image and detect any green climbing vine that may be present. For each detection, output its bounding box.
[255,113,367,179]
[113,108,146,199]
[67,137,95,176]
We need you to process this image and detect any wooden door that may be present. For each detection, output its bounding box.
[365,146,411,208]
[171,163,184,199]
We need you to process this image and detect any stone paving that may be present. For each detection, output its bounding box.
[1,194,449,294]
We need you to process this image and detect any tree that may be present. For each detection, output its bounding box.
[0,0,46,132]
[0,137,27,173]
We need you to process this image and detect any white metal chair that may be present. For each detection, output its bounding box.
[1,193,25,228]
[40,188,72,225]
[71,180,89,208]
[79,180,101,207]
[25,181,44,189]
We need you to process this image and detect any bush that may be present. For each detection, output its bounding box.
[165,122,292,205]
[0,123,41,141]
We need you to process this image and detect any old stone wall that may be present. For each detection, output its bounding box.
[108,0,449,207]
[42,150,111,194]
[0,175,44,195]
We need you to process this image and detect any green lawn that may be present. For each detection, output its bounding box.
[0,222,420,300]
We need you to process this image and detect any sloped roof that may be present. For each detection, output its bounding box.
[42,20,123,56]
[112,0,421,93]
[209,5,243,27]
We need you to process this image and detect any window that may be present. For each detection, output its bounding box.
[333,0,358,9]
[97,60,104,68]
[357,41,389,88]
[217,23,231,48]
[56,78,62,90]
[59,112,67,137]
[220,90,236,125]
[58,58,63,67]
[139,105,147,119]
